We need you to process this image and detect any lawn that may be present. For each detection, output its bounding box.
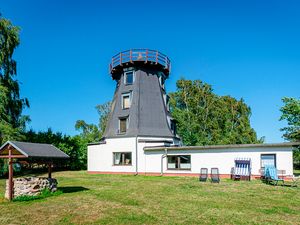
[0,171,299,225]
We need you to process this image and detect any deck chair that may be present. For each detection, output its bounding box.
[211,168,220,183]
[199,168,208,182]
[265,166,284,186]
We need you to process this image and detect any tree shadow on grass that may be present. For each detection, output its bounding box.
[58,186,89,193]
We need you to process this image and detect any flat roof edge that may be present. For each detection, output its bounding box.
[144,142,300,151]
[88,141,107,146]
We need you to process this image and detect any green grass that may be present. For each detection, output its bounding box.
[13,189,63,202]
[0,171,299,225]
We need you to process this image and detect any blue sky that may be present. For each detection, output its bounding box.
[1,0,300,143]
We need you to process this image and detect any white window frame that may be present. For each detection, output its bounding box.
[261,154,277,168]
[167,155,191,170]
[113,152,132,166]
[124,71,135,85]
[159,76,165,89]
[121,92,132,109]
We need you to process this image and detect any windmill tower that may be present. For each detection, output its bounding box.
[88,49,180,174]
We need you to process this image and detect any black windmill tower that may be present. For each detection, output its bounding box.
[103,49,179,142]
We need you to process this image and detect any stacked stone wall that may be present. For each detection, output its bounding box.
[5,177,57,199]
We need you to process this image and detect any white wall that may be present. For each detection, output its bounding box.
[88,137,137,173]
[88,136,176,173]
[88,137,294,177]
[143,147,294,176]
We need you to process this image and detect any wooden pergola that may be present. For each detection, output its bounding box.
[0,141,69,201]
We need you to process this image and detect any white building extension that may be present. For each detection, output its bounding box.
[88,137,297,179]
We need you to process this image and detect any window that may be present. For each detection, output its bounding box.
[261,154,276,168]
[159,76,165,89]
[119,117,128,133]
[124,71,134,85]
[166,95,170,111]
[167,155,191,170]
[122,93,131,109]
[170,119,176,135]
[113,152,132,165]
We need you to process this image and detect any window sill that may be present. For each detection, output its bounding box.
[113,164,132,166]
[167,169,191,171]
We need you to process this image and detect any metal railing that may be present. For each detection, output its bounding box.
[109,49,171,74]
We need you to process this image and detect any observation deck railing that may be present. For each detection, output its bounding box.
[109,49,171,74]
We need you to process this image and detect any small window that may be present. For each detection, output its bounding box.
[119,117,128,133]
[170,119,176,135]
[159,76,165,89]
[113,152,132,165]
[167,155,191,170]
[124,71,134,85]
[261,154,276,168]
[122,93,131,109]
[166,95,170,111]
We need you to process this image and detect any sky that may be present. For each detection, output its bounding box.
[1,0,300,143]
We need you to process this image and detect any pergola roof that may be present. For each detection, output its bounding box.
[0,141,69,159]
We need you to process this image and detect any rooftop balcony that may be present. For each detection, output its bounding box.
[109,49,171,79]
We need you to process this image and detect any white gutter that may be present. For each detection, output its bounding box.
[145,142,300,152]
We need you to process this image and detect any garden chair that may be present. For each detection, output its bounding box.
[211,168,220,183]
[265,166,284,186]
[199,168,208,182]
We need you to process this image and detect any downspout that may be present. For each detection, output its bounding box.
[135,69,140,176]
[135,135,138,175]
[161,148,168,176]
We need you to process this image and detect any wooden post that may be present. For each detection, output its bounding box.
[8,148,13,201]
[48,162,52,178]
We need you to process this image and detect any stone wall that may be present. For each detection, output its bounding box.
[5,177,58,199]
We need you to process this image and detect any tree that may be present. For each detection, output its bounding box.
[0,16,29,144]
[279,97,300,141]
[279,97,300,169]
[24,128,86,170]
[75,101,111,142]
[169,78,262,146]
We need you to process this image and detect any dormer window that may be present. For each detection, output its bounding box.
[166,95,170,111]
[170,119,176,135]
[159,76,165,89]
[122,92,131,109]
[124,71,134,85]
[119,117,129,133]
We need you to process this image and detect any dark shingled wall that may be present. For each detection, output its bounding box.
[103,68,175,138]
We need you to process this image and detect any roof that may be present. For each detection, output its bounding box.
[144,142,300,151]
[0,141,70,159]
